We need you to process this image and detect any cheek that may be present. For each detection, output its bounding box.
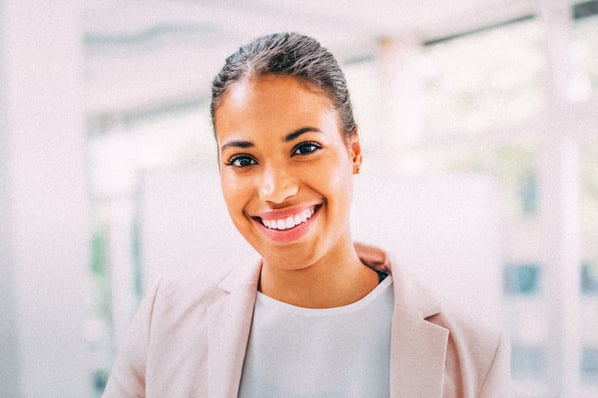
[316,156,354,207]
[220,173,246,214]
[328,150,354,182]
[333,174,354,212]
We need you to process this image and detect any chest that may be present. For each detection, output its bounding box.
[238,279,394,397]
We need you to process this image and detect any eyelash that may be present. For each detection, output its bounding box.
[225,154,257,168]
[225,142,322,168]
[292,141,321,156]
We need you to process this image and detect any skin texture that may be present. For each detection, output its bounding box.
[214,74,378,308]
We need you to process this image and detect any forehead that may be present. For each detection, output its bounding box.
[214,75,338,137]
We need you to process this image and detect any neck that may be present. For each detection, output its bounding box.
[259,240,379,309]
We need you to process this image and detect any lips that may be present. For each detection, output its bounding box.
[260,207,315,230]
[252,204,321,243]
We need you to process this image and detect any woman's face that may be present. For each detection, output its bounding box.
[214,75,362,270]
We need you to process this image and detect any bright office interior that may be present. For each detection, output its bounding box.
[1,1,597,397]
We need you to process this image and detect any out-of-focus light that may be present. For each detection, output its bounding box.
[567,74,593,103]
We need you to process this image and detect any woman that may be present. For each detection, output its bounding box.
[103,32,510,397]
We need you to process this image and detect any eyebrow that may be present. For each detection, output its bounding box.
[220,127,321,152]
[220,140,254,151]
[284,127,321,142]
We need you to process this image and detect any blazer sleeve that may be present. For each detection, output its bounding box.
[477,332,511,398]
[102,277,163,398]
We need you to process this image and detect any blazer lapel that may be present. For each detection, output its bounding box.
[389,264,449,398]
[208,262,261,398]
[355,243,449,397]
[390,307,448,397]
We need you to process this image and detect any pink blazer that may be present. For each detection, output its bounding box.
[103,244,510,397]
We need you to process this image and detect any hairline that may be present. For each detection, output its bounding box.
[212,73,356,144]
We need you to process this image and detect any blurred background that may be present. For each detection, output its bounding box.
[1,0,597,397]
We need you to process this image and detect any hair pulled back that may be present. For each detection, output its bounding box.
[210,32,357,138]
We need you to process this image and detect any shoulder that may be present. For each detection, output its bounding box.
[103,260,261,397]
[147,259,260,318]
[392,270,510,396]
[394,269,504,350]
[431,301,510,397]
[428,295,507,365]
[434,299,510,396]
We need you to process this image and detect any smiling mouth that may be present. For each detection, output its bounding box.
[255,206,319,231]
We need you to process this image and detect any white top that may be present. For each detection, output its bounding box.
[238,276,394,398]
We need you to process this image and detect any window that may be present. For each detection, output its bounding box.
[572,1,598,93]
[422,18,545,135]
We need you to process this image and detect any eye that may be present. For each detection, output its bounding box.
[292,142,321,156]
[226,155,257,168]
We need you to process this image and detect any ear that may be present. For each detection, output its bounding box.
[349,130,363,174]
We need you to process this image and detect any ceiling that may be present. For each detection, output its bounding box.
[83,0,542,116]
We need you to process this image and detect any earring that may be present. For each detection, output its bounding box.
[353,166,360,174]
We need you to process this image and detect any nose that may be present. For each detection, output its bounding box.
[258,164,298,204]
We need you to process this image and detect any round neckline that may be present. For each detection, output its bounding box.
[255,275,393,317]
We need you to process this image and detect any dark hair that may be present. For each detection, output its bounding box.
[210,32,357,139]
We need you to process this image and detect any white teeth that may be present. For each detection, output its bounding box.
[285,217,294,229]
[301,209,312,220]
[261,207,316,230]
